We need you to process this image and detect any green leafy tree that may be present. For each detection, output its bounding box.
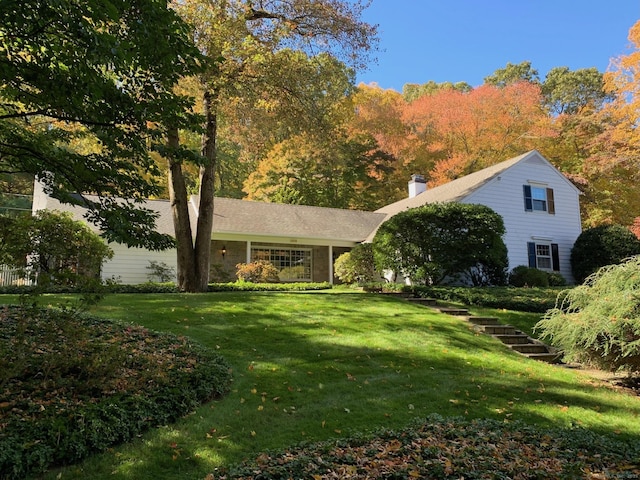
[402,81,472,102]
[0,211,113,286]
[373,203,508,286]
[537,256,640,373]
[542,67,610,115]
[166,0,378,292]
[483,61,540,87]
[0,0,201,250]
[244,132,394,210]
[570,224,640,283]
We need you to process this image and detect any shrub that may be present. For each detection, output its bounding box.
[410,285,559,313]
[508,265,549,287]
[0,306,232,478]
[0,281,332,295]
[209,282,331,292]
[0,210,113,287]
[146,261,176,283]
[373,203,507,286]
[546,272,567,287]
[235,261,280,283]
[217,415,640,479]
[334,244,375,285]
[537,256,640,373]
[570,224,640,283]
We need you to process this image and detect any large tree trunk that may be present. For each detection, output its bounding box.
[193,89,218,292]
[167,126,198,292]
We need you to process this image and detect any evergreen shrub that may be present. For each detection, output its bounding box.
[509,265,549,287]
[570,224,640,283]
[537,256,640,373]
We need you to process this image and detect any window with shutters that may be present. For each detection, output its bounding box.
[527,242,560,271]
[523,185,555,214]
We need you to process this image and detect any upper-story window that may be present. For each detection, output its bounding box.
[523,185,555,214]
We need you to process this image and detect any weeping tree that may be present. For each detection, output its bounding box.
[537,256,640,374]
[167,0,378,292]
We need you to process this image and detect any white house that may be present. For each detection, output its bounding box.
[372,150,582,283]
[32,150,582,284]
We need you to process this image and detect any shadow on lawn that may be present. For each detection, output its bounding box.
[64,292,640,480]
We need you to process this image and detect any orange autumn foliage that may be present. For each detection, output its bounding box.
[402,82,549,186]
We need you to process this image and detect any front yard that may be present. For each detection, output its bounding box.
[2,290,639,479]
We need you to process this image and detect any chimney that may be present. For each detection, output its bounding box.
[408,174,427,198]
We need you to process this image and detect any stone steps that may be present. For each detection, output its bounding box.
[405,297,438,306]
[437,307,470,316]
[493,334,533,345]
[402,296,562,364]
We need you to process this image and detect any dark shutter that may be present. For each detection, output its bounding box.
[551,243,560,271]
[546,188,555,214]
[528,242,537,268]
[523,185,533,211]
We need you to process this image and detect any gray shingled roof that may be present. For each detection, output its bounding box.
[38,150,554,245]
[364,151,544,242]
[376,151,536,216]
[42,193,385,243]
[201,196,386,243]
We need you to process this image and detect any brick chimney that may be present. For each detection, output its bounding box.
[408,174,427,198]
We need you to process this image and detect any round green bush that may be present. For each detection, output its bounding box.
[570,224,640,284]
[508,265,549,287]
[334,244,375,285]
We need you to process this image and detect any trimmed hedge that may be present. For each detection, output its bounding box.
[0,306,232,479]
[0,281,333,295]
[411,286,562,313]
[217,415,640,479]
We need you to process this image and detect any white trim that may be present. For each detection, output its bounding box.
[329,245,334,285]
[213,232,358,248]
[246,240,252,264]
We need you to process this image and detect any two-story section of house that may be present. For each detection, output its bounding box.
[374,150,583,283]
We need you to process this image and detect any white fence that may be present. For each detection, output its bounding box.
[0,266,33,286]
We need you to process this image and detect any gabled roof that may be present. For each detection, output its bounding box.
[36,150,573,246]
[365,150,577,242]
[40,190,385,244]
[376,150,537,216]
[193,196,386,243]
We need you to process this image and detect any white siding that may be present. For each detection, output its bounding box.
[101,244,177,285]
[464,154,582,283]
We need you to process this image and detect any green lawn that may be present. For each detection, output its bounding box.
[14,291,640,479]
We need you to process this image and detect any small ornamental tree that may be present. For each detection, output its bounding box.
[0,211,113,286]
[570,224,640,283]
[334,244,375,285]
[373,203,508,286]
[537,256,640,373]
[235,261,280,283]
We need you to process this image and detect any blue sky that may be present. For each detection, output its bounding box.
[356,0,639,91]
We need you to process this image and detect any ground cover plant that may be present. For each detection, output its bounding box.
[1,291,635,479]
[218,415,640,479]
[0,304,232,479]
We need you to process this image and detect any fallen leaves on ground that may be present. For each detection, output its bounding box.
[215,415,640,479]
